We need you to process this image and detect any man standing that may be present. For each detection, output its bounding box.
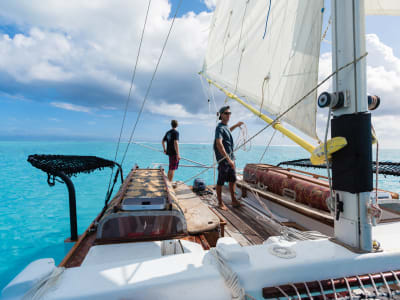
[214,106,243,210]
[162,120,180,182]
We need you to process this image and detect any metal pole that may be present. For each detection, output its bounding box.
[55,171,78,241]
[331,0,372,251]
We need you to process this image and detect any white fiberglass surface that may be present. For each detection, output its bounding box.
[372,222,400,251]
[82,240,204,267]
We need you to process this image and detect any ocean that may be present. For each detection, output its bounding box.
[0,141,399,290]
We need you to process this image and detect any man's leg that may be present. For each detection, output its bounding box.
[167,170,171,181]
[169,170,175,182]
[229,182,240,207]
[216,184,228,210]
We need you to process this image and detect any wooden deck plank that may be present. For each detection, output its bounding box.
[215,205,264,245]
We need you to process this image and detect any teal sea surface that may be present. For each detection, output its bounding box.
[1,141,399,290]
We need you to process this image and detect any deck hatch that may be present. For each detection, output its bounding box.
[122,196,167,210]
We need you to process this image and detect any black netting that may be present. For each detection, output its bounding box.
[278,158,400,176]
[27,154,116,177]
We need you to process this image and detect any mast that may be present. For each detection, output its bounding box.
[329,0,373,251]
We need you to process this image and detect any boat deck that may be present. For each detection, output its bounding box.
[193,184,281,246]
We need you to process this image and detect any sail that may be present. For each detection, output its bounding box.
[365,0,400,15]
[203,0,324,139]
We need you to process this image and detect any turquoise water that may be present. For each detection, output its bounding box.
[0,141,399,290]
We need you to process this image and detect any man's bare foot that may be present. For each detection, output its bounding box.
[218,203,228,211]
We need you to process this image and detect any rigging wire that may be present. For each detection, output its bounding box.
[131,141,209,168]
[259,129,276,163]
[119,0,183,168]
[323,105,334,211]
[106,0,152,197]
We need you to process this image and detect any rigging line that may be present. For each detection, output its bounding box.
[106,0,152,195]
[259,129,276,163]
[220,10,233,74]
[119,0,183,167]
[372,124,379,205]
[183,53,368,184]
[131,141,209,167]
[237,0,249,51]
[321,15,332,41]
[262,0,272,39]
[324,105,334,207]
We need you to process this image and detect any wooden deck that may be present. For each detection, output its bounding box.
[194,184,280,246]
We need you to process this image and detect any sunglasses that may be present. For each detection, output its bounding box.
[223,112,232,115]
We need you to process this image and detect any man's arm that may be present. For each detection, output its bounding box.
[174,140,180,160]
[162,138,167,154]
[216,138,234,168]
[230,121,244,132]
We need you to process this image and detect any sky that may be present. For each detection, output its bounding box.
[1,1,400,148]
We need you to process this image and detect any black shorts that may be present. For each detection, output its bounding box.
[217,160,236,186]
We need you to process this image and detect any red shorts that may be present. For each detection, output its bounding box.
[169,155,179,170]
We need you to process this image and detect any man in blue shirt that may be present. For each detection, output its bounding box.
[214,106,243,210]
[162,120,180,182]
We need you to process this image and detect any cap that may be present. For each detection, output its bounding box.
[218,106,230,120]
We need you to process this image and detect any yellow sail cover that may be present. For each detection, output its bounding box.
[203,0,324,139]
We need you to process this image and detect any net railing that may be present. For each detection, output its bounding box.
[278,158,400,177]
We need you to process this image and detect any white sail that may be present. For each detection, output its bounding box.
[365,0,400,15]
[203,0,324,139]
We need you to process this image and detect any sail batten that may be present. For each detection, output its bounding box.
[203,0,324,139]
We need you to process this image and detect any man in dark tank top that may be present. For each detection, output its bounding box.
[162,120,180,182]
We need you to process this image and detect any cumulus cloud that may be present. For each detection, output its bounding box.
[50,101,92,113]
[203,0,217,10]
[0,0,212,115]
[315,34,400,147]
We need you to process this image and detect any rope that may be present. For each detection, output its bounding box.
[119,0,183,168]
[380,272,392,297]
[259,76,269,114]
[356,275,368,296]
[330,279,338,300]
[235,124,250,152]
[131,141,209,167]
[106,0,152,196]
[303,282,313,300]
[23,267,65,300]
[324,104,334,213]
[343,277,353,300]
[259,129,276,163]
[368,273,379,296]
[321,15,332,42]
[318,280,327,300]
[237,0,249,51]
[290,283,301,299]
[210,248,246,300]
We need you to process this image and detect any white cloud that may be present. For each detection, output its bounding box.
[203,0,217,10]
[315,34,400,147]
[50,101,91,113]
[0,1,212,112]
[147,101,210,120]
